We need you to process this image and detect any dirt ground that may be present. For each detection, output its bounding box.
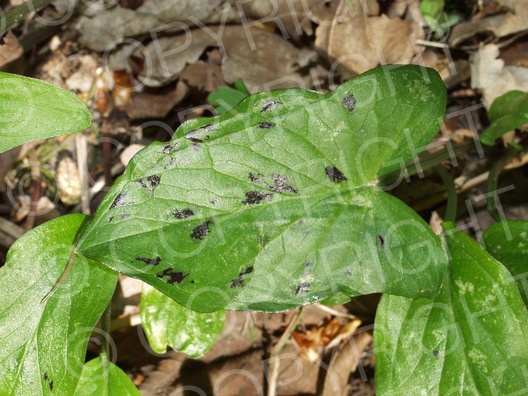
[1,0,528,395]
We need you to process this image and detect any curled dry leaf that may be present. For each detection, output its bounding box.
[315,0,422,77]
[0,31,23,68]
[292,318,362,362]
[470,44,528,108]
[449,0,528,47]
[56,154,81,206]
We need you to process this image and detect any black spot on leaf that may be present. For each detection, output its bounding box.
[191,220,213,240]
[230,266,254,288]
[241,266,254,275]
[258,121,274,129]
[43,373,53,391]
[230,277,244,288]
[270,174,298,194]
[108,216,114,223]
[346,268,353,276]
[185,123,218,142]
[325,166,347,183]
[249,172,265,184]
[432,350,439,357]
[135,174,161,190]
[136,256,161,266]
[156,268,188,284]
[341,93,356,112]
[242,191,273,205]
[304,262,314,267]
[261,98,281,112]
[162,143,178,155]
[119,213,132,219]
[377,234,385,248]
[110,192,134,209]
[173,208,195,219]
[295,282,310,296]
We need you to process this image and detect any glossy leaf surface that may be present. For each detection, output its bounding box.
[141,283,225,358]
[74,357,140,396]
[480,90,528,145]
[78,65,448,312]
[0,214,118,395]
[375,224,528,395]
[0,72,90,153]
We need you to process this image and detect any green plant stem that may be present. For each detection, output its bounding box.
[433,165,457,222]
[100,303,112,359]
[487,145,523,221]
[3,0,54,32]
[380,141,473,187]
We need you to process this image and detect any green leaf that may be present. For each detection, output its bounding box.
[481,90,528,145]
[0,72,91,154]
[74,356,140,396]
[207,79,250,115]
[0,214,118,395]
[140,283,225,358]
[374,224,528,395]
[483,220,528,306]
[78,65,448,312]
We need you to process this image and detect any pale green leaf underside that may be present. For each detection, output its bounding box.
[374,227,528,395]
[74,357,140,396]
[141,284,225,358]
[483,220,528,306]
[0,214,118,395]
[78,65,448,312]
[0,72,90,154]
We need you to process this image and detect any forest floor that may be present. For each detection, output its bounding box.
[1,0,527,395]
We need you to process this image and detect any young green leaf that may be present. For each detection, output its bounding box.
[78,65,448,312]
[374,224,528,395]
[483,220,528,306]
[0,72,91,154]
[0,214,118,395]
[207,79,250,115]
[74,356,140,396]
[480,90,528,145]
[141,283,225,358]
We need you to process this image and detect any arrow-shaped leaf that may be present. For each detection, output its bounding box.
[78,65,448,312]
[0,72,90,154]
[0,214,118,395]
[374,224,528,395]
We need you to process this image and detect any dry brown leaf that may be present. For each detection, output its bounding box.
[292,318,362,362]
[322,331,372,396]
[127,80,189,120]
[137,26,304,90]
[470,44,528,108]
[0,31,23,69]
[449,0,528,47]
[79,1,233,52]
[315,0,422,78]
[240,0,335,38]
[56,154,81,206]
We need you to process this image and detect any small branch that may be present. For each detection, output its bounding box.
[267,307,304,396]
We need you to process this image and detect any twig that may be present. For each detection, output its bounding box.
[24,156,41,232]
[315,303,357,320]
[267,307,304,396]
